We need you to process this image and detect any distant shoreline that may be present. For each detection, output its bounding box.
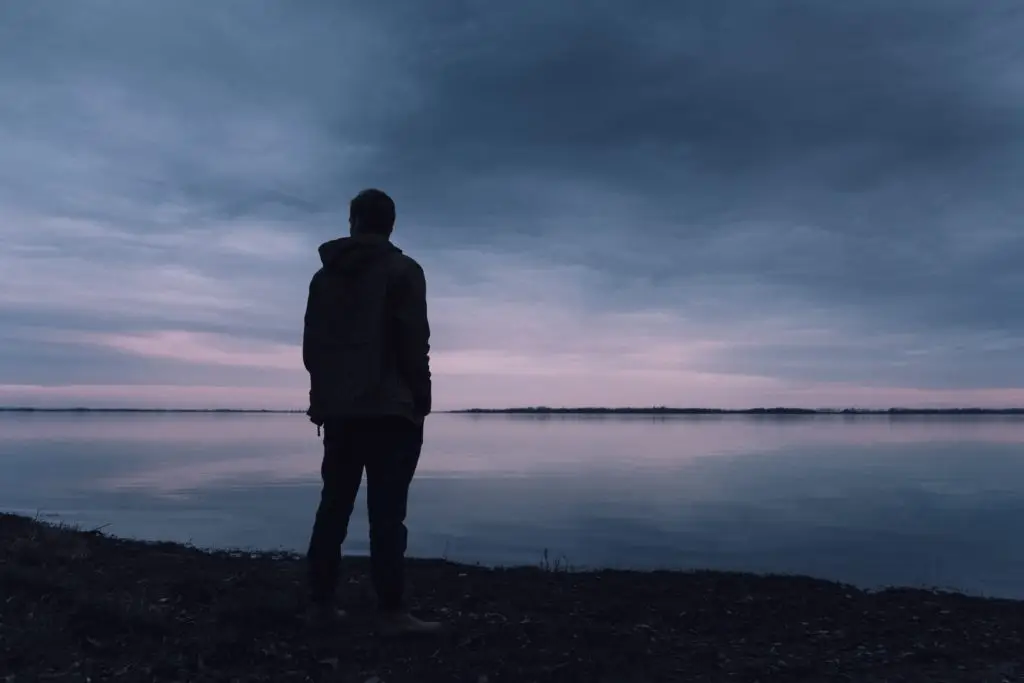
[450,406,1024,415]
[2,406,1023,415]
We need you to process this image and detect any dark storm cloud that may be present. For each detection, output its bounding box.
[355,1,1024,330]
[375,1,1016,181]
[342,0,1024,389]
[1,0,1023,401]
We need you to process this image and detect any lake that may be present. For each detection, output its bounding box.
[2,411,1023,598]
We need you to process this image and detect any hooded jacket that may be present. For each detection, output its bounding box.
[302,234,431,423]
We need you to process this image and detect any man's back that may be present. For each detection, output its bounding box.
[303,233,431,423]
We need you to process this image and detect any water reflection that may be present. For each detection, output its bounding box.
[1,412,1023,598]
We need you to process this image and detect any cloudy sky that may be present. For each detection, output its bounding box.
[1,1,1023,410]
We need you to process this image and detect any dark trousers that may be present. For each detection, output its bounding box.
[307,416,423,612]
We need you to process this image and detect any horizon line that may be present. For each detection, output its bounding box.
[2,405,1024,415]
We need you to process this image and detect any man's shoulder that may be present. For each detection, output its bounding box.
[389,251,425,278]
[308,266,328,286]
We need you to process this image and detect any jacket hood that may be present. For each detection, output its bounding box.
[318,234,401,274]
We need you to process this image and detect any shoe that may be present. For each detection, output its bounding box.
[306,604,348,628]
[375,611,445,638]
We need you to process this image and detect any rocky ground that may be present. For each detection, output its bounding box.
[1,514,1022,682]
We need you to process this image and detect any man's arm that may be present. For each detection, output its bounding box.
[394,260,432,416]
[302,271,322,374]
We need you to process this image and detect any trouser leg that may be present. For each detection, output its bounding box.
[307,419,364,605]
[364,418,423,612]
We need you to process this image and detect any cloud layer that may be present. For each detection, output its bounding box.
[2,1,1023,409]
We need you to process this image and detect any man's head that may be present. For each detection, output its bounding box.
[349,189,396,237]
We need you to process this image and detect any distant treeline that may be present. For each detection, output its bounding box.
[452,406,1024,416]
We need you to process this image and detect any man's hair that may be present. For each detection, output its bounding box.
[350,189,396,235]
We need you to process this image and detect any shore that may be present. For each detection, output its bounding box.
[2,515,1022,682]
[453,407,1024,416]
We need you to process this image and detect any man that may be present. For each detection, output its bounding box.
[303,188,440,636]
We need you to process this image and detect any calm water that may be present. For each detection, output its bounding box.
[2,412,1023,598]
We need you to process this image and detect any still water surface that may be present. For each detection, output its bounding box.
[2,412,1023,598]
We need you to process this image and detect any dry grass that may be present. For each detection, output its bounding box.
[2,514,1023,682]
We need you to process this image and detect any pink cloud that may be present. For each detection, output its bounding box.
[0,383,303,410]
[76,330,300,370]
[4,247,1022,411]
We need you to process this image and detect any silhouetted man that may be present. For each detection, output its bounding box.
[303,189,440,636]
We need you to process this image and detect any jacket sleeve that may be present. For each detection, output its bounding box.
[302,271,321,374]
[393,260,432,416]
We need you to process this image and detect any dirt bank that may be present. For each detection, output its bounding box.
[1,514,1021,682]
